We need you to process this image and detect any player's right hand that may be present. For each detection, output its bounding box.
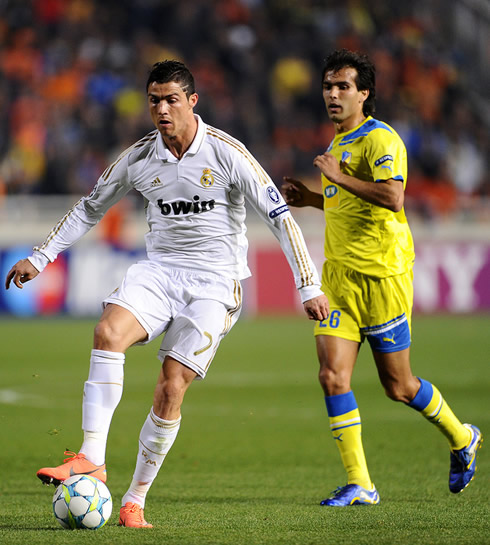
[5,259,39,289]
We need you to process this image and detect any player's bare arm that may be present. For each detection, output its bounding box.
[303,294,330,321]
[281,176,324,210]
[313,152,404,212]
[5,258,39,290]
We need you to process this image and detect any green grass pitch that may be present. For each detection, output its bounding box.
[0,314,488,545]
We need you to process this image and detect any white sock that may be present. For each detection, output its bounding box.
[80,349,125,465]
[121,408,181,508]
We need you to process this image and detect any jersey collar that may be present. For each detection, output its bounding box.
[155,114,206,162]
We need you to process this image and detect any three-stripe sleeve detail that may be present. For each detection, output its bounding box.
[283,216,314,287]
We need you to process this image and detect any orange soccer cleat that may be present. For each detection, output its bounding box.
[37,450,107,486]
[119,502,153,528]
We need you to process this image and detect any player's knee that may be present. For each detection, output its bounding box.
[93,319,122,350]
[318,366,350,396]
[159,378,187,406]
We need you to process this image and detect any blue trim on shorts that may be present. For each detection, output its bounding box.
[361,313,407,334]
[408,378,433,410]
[325,391,358,417]
[362,313,411,353]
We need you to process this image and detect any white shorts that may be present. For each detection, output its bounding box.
[104,261,242,378]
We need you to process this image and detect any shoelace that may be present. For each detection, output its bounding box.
[451,436,474,468]
[126,503,145,522]
[62,450,82,463]
[330,486,346,497]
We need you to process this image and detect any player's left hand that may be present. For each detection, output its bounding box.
[303,294,329,321]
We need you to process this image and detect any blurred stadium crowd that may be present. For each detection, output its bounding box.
[0,0,489,223]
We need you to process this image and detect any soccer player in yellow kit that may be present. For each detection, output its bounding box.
[282,49,482,506]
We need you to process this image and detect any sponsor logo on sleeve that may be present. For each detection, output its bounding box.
[324,185,338,198]
[374,155,393,167]
[269,204,289,218]
[267,186,281,204]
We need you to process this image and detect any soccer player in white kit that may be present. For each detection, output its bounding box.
[5,60,330,528]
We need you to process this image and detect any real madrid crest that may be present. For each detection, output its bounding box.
[200,168,215,188]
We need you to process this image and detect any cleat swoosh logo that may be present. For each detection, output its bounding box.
[69,467,100,477]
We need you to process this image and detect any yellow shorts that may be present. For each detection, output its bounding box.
[314,260,413,353]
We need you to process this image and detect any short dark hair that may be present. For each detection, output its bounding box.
[146,60,196,97]
[321,49,376,116]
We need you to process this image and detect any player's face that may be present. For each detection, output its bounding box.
[322,67,368,131]
[148,81,198,139]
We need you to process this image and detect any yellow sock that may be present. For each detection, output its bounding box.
[408,378,471,450]
[326,392,372,489]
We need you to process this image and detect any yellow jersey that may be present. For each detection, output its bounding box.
[322,116,415,277]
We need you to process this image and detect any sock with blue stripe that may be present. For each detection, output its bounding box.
[407,378,471,450]
[325,391,372,489]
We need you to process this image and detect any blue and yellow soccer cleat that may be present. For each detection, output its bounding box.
[449,423,483,493]
[320,484,380,506]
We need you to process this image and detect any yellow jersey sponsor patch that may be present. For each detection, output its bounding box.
[323,180,340,208]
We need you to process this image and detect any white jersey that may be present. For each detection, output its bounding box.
[28,115,322,302]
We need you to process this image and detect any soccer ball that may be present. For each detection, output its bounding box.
[52,475,112,530]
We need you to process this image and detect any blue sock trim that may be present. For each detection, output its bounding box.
[325,391,358,417]
[407,377,433,411]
